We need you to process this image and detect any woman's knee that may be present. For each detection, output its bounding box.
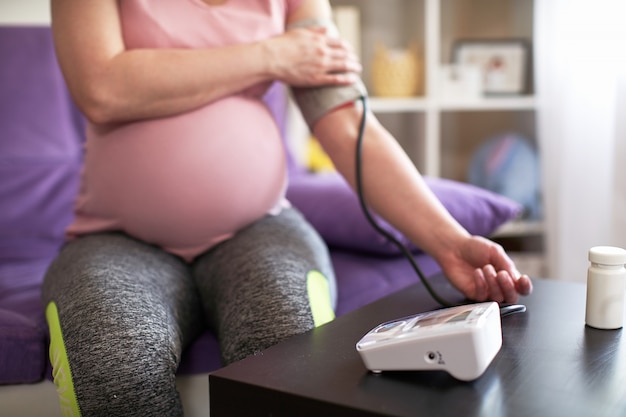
[192,208,337,364]
[42,233,197,416]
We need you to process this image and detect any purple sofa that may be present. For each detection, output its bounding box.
[0,26,522,387]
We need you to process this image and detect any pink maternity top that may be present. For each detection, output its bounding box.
[67,0,304,261]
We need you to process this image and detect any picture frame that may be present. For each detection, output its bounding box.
[452,39,530,96]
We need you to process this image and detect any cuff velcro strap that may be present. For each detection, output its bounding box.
[291,81,367,130]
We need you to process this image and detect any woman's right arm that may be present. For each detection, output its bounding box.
[51,0,359,125]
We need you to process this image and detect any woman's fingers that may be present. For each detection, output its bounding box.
[481,265,505,303]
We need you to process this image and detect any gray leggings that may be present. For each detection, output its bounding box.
[42,208,336,417]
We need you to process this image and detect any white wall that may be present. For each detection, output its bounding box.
[535,0,626,282]
[0,0,51,25]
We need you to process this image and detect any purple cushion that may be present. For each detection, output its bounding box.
[0,26,83,262]
[0,26,82,384]
[287,171,522,256]
[332,251,443,316]
[177,333,222,375]
[0,259,51,384]
[0,309,46,384]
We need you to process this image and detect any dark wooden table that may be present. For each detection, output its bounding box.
[209,276,626,417]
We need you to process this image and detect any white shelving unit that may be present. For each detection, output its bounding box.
[331,0,537,176]
[331,0,545,275]
[368,95,537,176]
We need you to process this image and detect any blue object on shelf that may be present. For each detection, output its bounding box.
[468,133,542,220]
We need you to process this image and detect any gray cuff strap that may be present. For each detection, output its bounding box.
[291,81,367,130]
[287,18,368,129]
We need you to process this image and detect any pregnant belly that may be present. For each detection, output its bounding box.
[79,96,287,253]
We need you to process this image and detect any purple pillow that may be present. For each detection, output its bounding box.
[0,27,83,262]
[286,172,522,256]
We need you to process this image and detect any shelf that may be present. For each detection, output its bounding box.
[492,219,544,238]
[368,96,536,113]
[438,96,536,111]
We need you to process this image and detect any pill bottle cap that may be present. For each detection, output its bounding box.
[589,246,626,266]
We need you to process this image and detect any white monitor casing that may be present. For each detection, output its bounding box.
[356,302,502,381]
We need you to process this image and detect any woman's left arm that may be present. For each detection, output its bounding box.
[287,0,533,304]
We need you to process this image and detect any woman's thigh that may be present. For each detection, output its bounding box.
[42,232,204,417]
[191,208,336,364]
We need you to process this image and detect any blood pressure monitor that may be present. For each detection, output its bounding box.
[356,302,502,381]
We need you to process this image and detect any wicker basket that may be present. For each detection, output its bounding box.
[371,42,422,97]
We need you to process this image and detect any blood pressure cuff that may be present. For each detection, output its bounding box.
[287,19,368,129]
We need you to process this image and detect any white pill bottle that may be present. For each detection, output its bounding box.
[585,246,626,330]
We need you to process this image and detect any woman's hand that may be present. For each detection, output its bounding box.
[438,236,533,304]
[264,27,361,87]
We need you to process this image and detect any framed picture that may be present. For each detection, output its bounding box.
[452,39,530,96]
